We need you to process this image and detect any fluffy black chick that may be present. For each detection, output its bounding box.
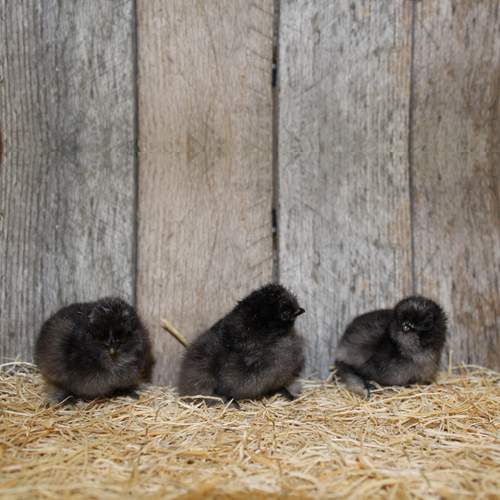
[177,283,305,407]
[335,296,447,398]
[35,296,153,405]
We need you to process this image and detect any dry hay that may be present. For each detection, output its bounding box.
[1,361,500,500]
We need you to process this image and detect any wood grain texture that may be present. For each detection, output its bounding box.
[278,0,413,378]
[136,0,274,384]
[0,1,136,362]
[412,0,500,370]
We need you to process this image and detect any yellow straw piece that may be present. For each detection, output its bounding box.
[1,360,499,499]
[160,317,190,348]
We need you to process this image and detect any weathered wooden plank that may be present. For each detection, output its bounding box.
[412,0,500,370]
[0,1,136,362]
[136,0,275,384]
[278,0,413,378]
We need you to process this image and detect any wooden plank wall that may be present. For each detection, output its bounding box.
[0,1,136,362]
[412,0,500,369]
[1,0,499,381]
[278,0,500,378]
[278,1,414,378]
[136,0,275,383]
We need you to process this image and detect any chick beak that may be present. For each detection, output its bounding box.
[108,331,117,355]
[292,307,306,318]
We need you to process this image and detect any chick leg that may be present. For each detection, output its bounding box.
[113,387,140,400]
[46,384,76,407]
[218,395,240,409]
[336,364,373,399]
[278,387,296,401]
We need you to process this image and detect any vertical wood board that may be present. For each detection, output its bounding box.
[412,0,500,370]
[136,0,275,384]
[0,1,136,362]
[278,0,413,378]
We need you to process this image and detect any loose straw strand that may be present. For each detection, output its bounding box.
[160,317,189,348]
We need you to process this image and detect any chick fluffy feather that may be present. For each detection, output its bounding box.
[35,296,153,404]
[178,283,305,406]
[335,296,447,398]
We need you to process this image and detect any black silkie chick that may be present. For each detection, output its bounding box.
[35,296,153,405]
[178,283,306,407]
[335,296,447,399]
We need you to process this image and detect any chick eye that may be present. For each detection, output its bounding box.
[402,323,412,332]
[281,311,291,321]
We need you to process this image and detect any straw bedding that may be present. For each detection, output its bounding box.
[1,360,499,500]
